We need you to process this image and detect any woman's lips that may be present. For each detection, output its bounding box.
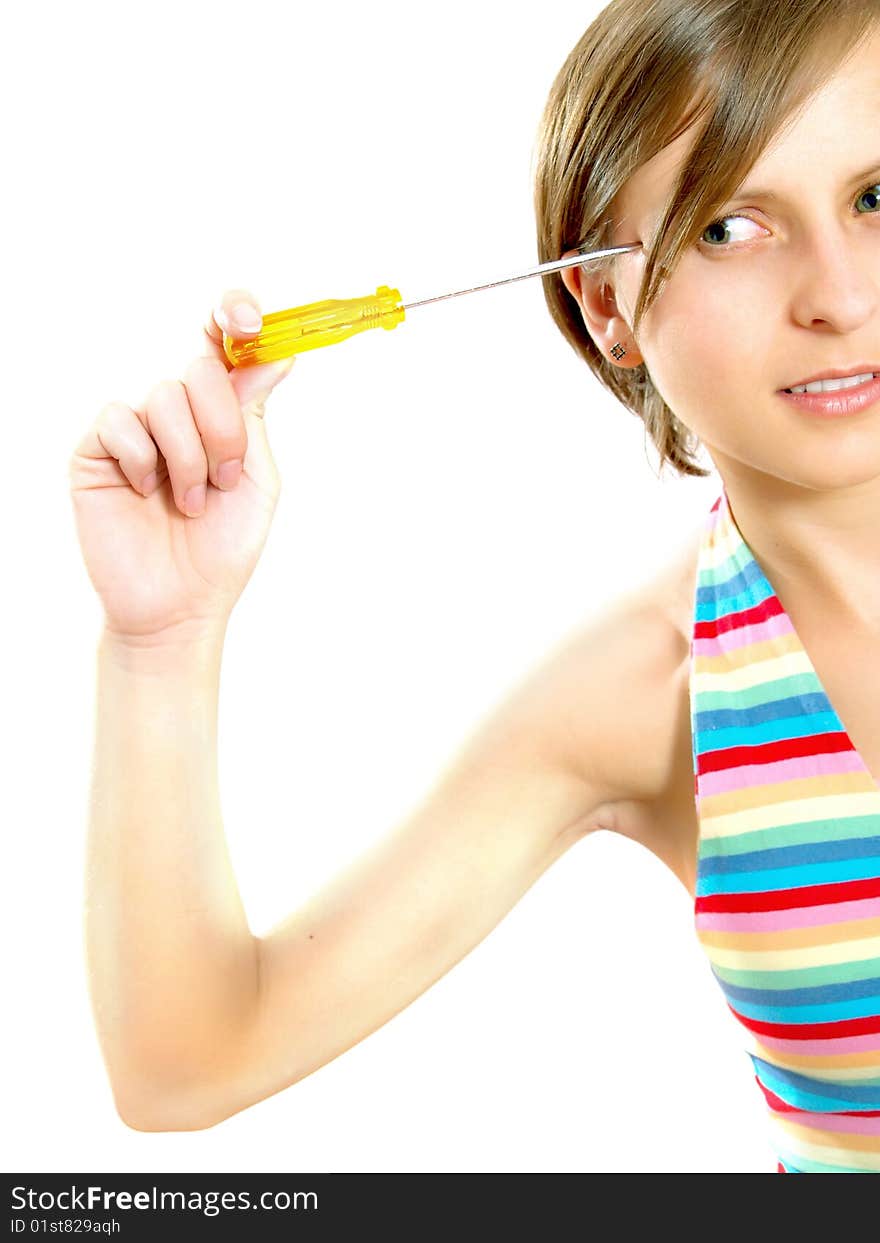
[777,374,880,418]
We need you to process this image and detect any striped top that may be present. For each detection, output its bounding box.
[690,487,880,1174]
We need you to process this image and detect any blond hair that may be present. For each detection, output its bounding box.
[532,0,880,478]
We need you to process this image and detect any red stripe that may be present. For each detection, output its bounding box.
[757,1081,801,1112]
[696,729,852,777]
[695,874,880,913]
[694,591,785,640]
[728,1000,880,1039]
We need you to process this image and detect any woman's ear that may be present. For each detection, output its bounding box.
[559,249,644,369]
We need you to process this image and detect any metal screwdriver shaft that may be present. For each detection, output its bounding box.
[402,243,642,310]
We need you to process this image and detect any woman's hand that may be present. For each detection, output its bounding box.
[69,289,296,643]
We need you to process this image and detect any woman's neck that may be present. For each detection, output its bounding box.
[720,469,880,631]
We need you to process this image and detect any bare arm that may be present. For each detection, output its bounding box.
[85,592,663,1132]
[85,622,259,1128]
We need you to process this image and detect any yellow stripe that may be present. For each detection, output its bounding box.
[697,913,880,952]
[693,634,805,682]
[700,930,880,971]
[699,787,877,836]
[704,503,742,566]
[698,775,873,831]
[769,1114,880,1163]
[752,1038,880,1074]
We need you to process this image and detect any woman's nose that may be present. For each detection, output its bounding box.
[786,231,878,332]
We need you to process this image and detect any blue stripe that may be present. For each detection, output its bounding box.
[699,834,880,877]
[750,1055,880,1109]
[694,692,830,733]
[695,556,767,614]
[695,710,843,754]
[696,583,770,621]
[725,988,880,1025]
[716,967,880,1009]
[696,853,880,895]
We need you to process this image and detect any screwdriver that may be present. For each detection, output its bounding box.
[222,242,642,367]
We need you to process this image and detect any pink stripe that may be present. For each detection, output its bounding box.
[693,610,794,656]
[770,1108,880,1137]
[757,1029,880,1056]
[696,895,880,932]
[698,749,860,797]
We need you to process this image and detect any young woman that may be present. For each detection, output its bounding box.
[69,0,880,1173]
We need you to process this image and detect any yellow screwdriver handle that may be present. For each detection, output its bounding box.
[222,284,406,366]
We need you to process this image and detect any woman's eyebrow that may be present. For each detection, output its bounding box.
[726,158,880,205]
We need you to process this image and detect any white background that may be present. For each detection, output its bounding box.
[3,0,771,1172]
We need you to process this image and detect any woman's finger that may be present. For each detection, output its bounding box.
[143,379,210,518]
[181,355,249,492]
[74,401,167,497]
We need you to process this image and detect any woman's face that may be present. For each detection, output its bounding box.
[563,28,880,494]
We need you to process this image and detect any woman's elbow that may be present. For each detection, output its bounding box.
[111,1078,233,1132]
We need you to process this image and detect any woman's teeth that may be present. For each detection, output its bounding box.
[786,372,876,394]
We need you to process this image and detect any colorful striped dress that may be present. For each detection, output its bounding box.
[690,487,880,1173]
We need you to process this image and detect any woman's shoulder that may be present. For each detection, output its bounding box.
[599,526,703,890]
[557,526,703,894]
[559,527,698,800]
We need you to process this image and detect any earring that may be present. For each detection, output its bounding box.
[610,342,626,359]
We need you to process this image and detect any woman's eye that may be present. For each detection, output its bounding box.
[856,183,880,213]
[698,215,763,248]
[698,181,880,250]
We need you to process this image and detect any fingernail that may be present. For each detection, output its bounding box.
[217,459,242,490]
[184,483,206,516]
[231,302,261,331]
[142,470,159,495]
